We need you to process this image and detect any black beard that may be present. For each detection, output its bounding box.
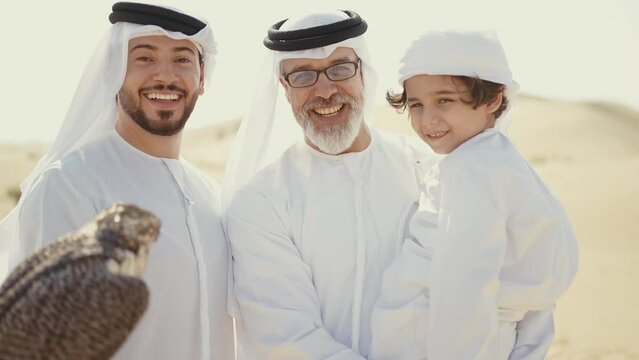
[118,84,198,136]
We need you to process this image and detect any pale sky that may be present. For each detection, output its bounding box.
[1,0,637,142]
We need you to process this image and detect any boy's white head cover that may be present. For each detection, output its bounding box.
[0,2,216,279]
[223,9,378,207]
[398,30,518,133]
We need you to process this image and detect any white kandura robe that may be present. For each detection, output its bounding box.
[14,130,234,360]
[226,129,428,359]
[370,129,579,360]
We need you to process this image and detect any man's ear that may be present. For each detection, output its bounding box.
[198,63,206,95]
[486,91,503,114]
[279,78,291,103]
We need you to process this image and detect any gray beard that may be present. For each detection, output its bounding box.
[294,94,364,155]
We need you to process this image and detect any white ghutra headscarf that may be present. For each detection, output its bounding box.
[398,30,519,134]
[0,6,216,280]
[222,9,378,208]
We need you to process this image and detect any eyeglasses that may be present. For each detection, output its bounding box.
[283,60,361,88]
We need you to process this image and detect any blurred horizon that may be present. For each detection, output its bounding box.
[2,93,637,145]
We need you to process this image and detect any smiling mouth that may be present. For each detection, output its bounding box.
[427,131,449,140]
[144,92,181,101]
[312,104,344,116]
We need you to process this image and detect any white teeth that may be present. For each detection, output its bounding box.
[428,131,448,138]
[314,104,343,116]
[146,93,179,100]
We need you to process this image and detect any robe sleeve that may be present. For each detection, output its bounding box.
[369,236,431,360]
[14,167,97,266]
[427,159,508,360]
[226,188,365,359]
[509,309,555,360]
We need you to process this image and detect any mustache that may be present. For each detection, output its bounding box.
[303,94,355,112]
[140,84,187,96]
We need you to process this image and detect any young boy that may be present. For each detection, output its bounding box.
[369,31,579,360]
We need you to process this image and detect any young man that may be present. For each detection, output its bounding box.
[0,3,233,359]
[224,9,430,359]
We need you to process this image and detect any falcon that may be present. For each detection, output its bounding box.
[0,203,160,359]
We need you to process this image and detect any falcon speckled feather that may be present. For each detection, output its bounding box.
[0,203,160,360]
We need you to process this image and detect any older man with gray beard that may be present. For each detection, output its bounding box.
[296,92,364,155]
[223,9,433,359]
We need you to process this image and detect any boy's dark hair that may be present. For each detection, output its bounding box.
[386,76,509,120]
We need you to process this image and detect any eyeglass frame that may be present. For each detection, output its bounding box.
[282,59,362,88]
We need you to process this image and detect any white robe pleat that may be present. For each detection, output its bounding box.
[370,130,578,360]
[12,131,234,359]
[227,129,427,359]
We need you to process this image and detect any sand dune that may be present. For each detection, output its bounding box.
[1,95,638,358]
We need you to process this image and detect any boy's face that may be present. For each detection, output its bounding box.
[404,75,500,154]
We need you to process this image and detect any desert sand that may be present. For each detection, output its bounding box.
[1,95,638,359]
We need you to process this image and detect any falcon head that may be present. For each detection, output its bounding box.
[94,203,161,277]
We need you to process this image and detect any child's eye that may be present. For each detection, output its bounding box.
[136,56,152,62]
[408,103,422,109]
[438,98,453,104]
